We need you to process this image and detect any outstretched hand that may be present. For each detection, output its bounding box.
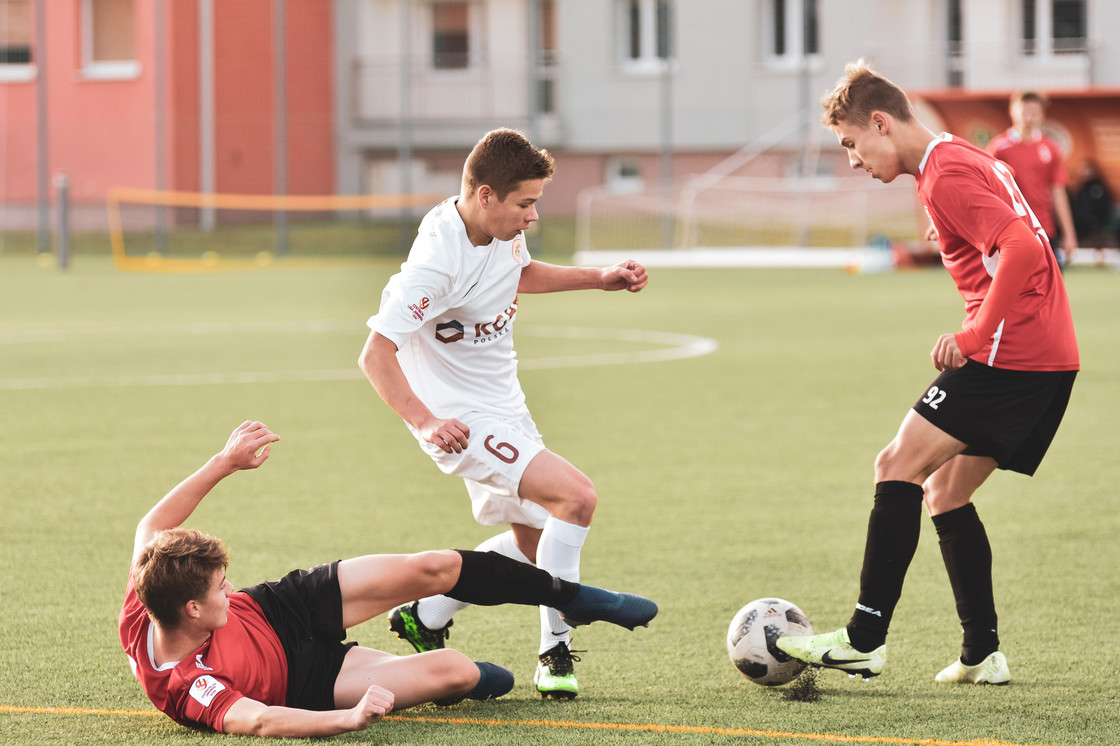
[219,420,281,471]
[600,260,649,293]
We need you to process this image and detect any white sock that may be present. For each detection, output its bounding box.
[536,517,590,655]
[416,530,533,630]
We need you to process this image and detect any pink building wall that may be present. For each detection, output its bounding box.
[0,0,334,225]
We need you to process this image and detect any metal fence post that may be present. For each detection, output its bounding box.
[54,173,70,270]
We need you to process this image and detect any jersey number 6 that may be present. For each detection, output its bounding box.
[484,435,520,464]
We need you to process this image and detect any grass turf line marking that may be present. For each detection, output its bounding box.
[0,706,1058,746]
[0,325,717,390]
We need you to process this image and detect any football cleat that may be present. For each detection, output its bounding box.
[556,586,658,630]
[775,627,886,679]
[388,601,452,653]
[534,642,580,699]
[934,651,1010,685]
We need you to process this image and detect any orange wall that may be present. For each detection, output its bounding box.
[211,0,333,196]
[0,72,37,202]
[48,0,158,203]
[167,0,201,193]
[0,0,333,213]
[285,3,333,196]
[913,89,1120,196]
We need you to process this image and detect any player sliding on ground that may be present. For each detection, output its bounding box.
[119,421,657,737]
[776,61,1078,685]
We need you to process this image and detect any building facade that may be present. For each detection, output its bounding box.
[0,0,332,229]
[2,0,1117,230]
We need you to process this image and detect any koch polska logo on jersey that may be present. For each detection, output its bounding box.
[435,298,518,346]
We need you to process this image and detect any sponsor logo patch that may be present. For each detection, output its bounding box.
[190,675,226,707]
[511,238,523,263]
[408,297,431,321]
[435,320,465,343]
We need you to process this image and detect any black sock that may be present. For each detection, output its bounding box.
[446,550,580,607]
[933,503,999,665]
[846,481,924,651]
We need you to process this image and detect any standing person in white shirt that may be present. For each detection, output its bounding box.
[358,128,653,699]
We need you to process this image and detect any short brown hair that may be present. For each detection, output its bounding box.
[462,128,556,201]
[821,59,915,129]
[1012,90,1048,108]
[133,528,228,629]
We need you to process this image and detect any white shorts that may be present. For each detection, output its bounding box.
[412,410,550,528]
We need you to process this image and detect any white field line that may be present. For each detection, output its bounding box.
[0,322,717,390]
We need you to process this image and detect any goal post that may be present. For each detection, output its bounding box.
[576,174,926,268]
[106,187,443,272]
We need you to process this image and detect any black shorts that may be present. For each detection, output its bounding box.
[242,561,356,711]
[912,361,1076,476]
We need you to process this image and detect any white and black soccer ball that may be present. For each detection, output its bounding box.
[726,597,813,686]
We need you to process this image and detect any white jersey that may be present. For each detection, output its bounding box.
[367,197,531,419]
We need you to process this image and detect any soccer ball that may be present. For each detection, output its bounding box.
[726,597,813,686]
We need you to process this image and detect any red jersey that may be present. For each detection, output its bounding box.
[119,575,288,732]
[917,133,1079,371]
[986,128,1069,237]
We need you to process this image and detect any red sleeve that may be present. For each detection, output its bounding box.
[953,220,1044,357]
[171,670,244,732]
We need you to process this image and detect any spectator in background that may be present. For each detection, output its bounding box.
[1071,159,1116,267]
[987,91,1078,268]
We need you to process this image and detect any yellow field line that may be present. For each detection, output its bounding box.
[0,706,1056,746]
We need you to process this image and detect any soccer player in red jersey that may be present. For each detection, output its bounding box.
[120,421,655,736]
[777,61,1079,685]
[987,91,1078,268]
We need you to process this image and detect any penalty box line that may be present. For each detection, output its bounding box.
[0,706,1057,746]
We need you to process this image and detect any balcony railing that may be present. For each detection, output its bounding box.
[350,55,556,126]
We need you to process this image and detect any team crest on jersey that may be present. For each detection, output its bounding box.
[409,297,431,321]
[511,238,523,263]
[189,675,225,707]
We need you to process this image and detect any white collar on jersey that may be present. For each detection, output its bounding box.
[918,132,954,174]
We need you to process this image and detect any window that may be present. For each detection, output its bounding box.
[83,0,139,79]
[1022,0,1087,55]
[946,0,964,87]
[607,158,644,192]
[0,0,33,79]
[432,1,470,70]
[1052,0,1086,52]
[537,0,556,113]
[767,0,819,61]
[1022,0,1036,52]
[619,0,672,71]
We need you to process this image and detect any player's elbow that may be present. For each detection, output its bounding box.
[358,333,391,379]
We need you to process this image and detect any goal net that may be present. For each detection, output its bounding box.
[575,174,926,269]
[107,188,442,272]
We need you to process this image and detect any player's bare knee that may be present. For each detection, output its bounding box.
[564,481,597,524]
[873,444,898,482]
[408,550,461,594]
[434,649,478,693]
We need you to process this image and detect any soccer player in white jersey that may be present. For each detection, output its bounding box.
[359,128,653,698]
